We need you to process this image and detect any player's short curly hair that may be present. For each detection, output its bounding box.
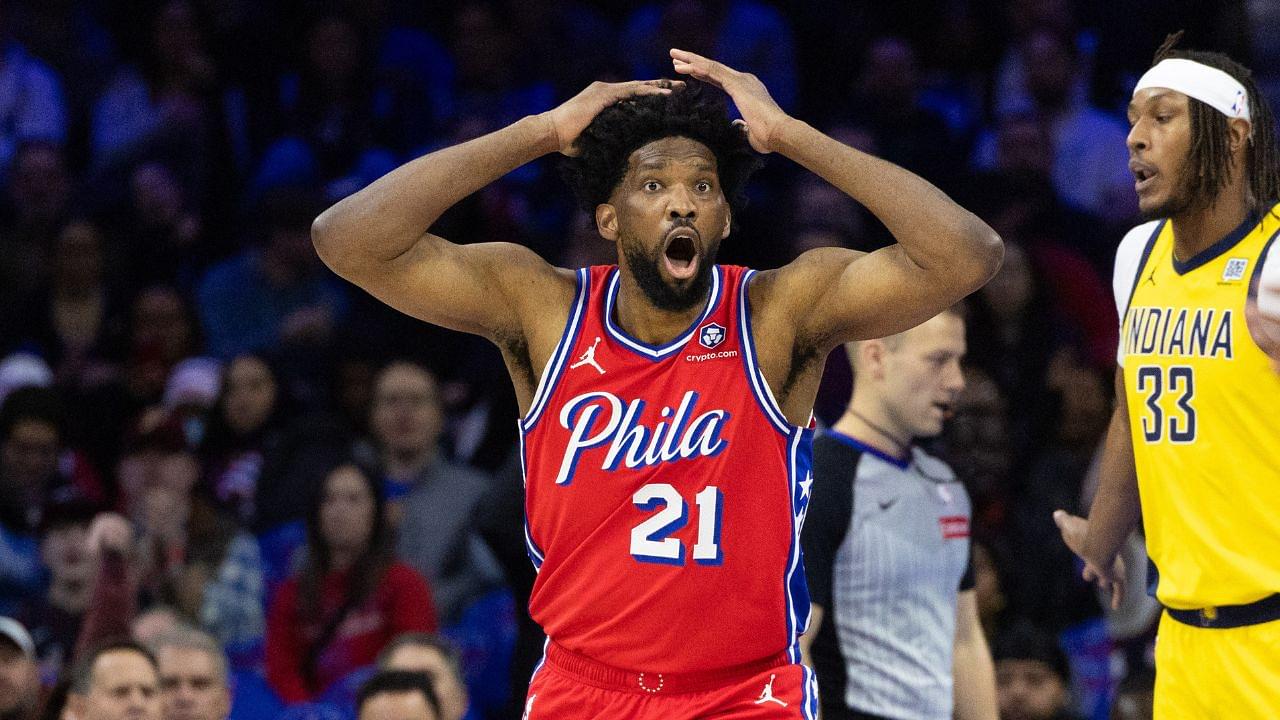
[562,82,762,216]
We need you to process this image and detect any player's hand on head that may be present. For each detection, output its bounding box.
[546,79,685,157]
[669,48,788,154]
[1053,510,1126,609]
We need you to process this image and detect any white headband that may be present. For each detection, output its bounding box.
[1134,58,1251,122]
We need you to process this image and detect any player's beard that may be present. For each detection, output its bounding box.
[622,237,716,312]
[1140,164,1201,221]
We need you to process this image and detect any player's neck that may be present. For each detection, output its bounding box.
[613,277,710,346]
[832,397,911,460]
[1170,183,1252,263]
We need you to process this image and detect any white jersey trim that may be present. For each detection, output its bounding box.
[1112,220,1163,366]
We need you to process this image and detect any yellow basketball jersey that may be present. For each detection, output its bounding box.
[1118,204,1280,609]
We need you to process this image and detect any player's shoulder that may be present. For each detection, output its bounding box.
[1117,220,1164,262]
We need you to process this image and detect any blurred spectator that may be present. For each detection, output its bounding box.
[965,242,1059,458]
[0,388,105,615]
[196,189,348,360]
[0,142,72,312]
[974,27,1133,222]
[199,354,287,525]
[621,0,798,112]
[0,12,68,178]
[0,616,41,720]
[502,0,618,99]
[5,0,116,122]
[114,415,265,656]
[838,35,964,188]
[994,620,1083,720]
[18,496,99,687]
[150,627,231,720]
[788,174,867,254]
[378,634,470,720]
[89,0,231,196]
[446,2,554,137]
[122,287,203,411]
[1002,350,1107,632]
[17,220,127,389]
[254,10,420,199]
[265,459,437,703]
[357,670,440,720]
[110,161,211,296]
[371,362,503,624]
[66,640,161,720]
[940,365,1014,532]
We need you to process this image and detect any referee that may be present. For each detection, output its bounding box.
[801,307,997,720]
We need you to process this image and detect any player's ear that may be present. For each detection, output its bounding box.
[1229,117,1252,154]
[596,203,619,241]
[720,208,731,240]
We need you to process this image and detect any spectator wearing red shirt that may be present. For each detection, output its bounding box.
[266,457,436,703]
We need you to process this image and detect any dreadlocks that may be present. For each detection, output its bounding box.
[1153,31,1280,216]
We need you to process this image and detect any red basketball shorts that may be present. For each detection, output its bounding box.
[522,643,818,719]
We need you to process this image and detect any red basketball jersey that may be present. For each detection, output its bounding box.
[520,264,815,673]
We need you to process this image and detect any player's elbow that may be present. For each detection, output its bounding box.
[961,226,1004,291]
[311,207,359,277]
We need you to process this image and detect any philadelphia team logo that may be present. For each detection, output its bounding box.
[699,322,726,349]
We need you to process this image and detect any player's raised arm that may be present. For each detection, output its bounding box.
[311,79,682,340]
[671,48,1002,347]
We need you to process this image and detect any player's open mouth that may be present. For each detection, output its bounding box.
[663,227,700,280]
[1130,159,1158,193]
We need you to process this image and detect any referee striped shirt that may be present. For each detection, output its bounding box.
[802,430,974,720]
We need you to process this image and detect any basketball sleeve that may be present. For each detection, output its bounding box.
[1112,222,1161,366]
[801,442,855,609]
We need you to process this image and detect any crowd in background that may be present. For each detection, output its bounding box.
[1,1,1276,719]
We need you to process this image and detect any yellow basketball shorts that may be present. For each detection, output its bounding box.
[1154,611,1280,719]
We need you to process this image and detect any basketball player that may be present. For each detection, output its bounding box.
[1053,34,1280,718]
[313,48,1002,718]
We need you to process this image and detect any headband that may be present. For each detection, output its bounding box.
[1134,58,1251,122]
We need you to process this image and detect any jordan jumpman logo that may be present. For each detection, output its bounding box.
[570,336,606,375]
[754,674,788,707]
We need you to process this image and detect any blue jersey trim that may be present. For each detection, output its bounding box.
[602,265,723,360]
[1172,211,1259,275]
[824,429,910,469]
[802,665,819,719]
[517,432,545,571]
[520,269,589,433]
[784,425,815,664]
[737,269,795,436]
